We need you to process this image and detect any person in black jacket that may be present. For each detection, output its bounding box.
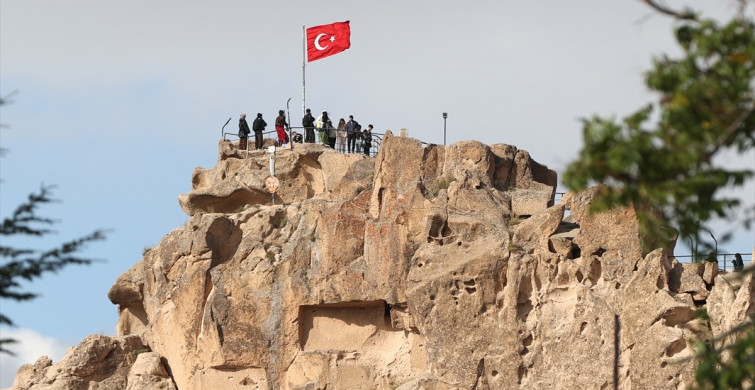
[346,115,359,153]
[733,253,744,272]
[302,108,315,143]
[252,113,267,150]
[238,113,251,150]
[363,124,373,156]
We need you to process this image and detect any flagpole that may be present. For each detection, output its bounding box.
[301,24,307,116]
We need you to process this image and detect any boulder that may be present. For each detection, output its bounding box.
[11,335,146,390]
[126,352,177,390]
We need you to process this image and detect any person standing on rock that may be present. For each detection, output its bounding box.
[275,110,289,146]
[354,124,363,154]
[252,113,267,150]
[238,113,251,150]
[346,115,360,153]
[336,118,347,153]
[302,108,315,143]
[327,118,337,149]
[316,111,330,145]
[363,124,373,156]
[733,253,744,272]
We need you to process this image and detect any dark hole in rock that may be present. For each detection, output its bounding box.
[571,245,582,260]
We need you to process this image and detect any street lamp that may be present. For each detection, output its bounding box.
[704,227,718,263]
[442,112,448,146]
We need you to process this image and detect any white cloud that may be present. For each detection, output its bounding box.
[0,328,69,389]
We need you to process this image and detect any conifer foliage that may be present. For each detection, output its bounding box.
[565,2,754,388]
[564,11,754,253]
[0,188,106,355]
[0,96,106,355]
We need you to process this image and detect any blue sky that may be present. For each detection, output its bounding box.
[1,0,753,387]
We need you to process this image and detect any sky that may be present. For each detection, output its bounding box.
[1,0,753,387]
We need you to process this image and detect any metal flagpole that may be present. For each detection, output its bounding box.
[301,24,307,116]
[286,97,293,151]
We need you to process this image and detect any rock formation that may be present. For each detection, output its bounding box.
[9,133,753,389]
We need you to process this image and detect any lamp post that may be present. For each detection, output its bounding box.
[442,112,448,146]
[704,228,717,262]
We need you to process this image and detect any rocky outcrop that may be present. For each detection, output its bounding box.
[10,334,173,390]
[10,133,752,389]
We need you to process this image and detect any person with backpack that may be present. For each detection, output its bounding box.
[238,113,251,150]
[252,113,267,150]
[302,108,315,143]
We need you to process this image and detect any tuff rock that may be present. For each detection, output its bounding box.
[10,334,155,390]
[9,134,752,389]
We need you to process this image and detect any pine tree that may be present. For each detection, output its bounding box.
[0,94,106,354]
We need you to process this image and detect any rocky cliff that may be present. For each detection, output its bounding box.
[10,133,753,390]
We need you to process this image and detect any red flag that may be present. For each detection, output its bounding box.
[307,21,351,62]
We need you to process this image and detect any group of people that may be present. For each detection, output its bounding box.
[238,109,376,156]
[302,110,374,155]
[238,110,291,150]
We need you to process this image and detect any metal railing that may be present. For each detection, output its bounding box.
[674,252,751,271]
[290,126,384,157]
[222,124,384,157]
[222,130,279,156]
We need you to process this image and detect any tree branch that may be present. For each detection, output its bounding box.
[639,0,685,18]
[704,103,755,162]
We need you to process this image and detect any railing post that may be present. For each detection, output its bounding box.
[221,117,231,139]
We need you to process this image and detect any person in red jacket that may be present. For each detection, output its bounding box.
[275,110,289,146]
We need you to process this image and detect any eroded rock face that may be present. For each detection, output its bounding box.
[12,135,750,389]
[10,334,164,390]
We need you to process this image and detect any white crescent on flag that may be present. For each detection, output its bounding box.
[314,33,329,51]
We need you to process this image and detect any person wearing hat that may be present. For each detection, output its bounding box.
[252,113,267,150]
[275,110,289,146]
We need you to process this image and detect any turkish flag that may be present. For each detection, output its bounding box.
[306,21,351,62]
